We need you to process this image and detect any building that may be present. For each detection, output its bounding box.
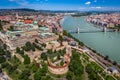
[107,67,119,74]
[48,46,71,75]
[0,23,58,50]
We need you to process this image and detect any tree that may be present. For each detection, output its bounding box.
[16,47,21,53]
[69,51,84,77]
[24,55,30,64]
[19,69,30,80]
[1,62,9,68]
[0,68,2,73]
[45,75,54,80]
[31,46,35,51]
[3,44,7,50]
[25,42,32,51]
[113,61,117,65]
[20,50,24,55]
[41,75,54,80]
[6,50,11,58]
[41,63,48,75]
[59,35,64,46]
[8,26,14,31]
[0,56,6,63]
[66,71,74,80]
[0,48,5,56]
[33,43,43,51]
[24,42,36,51]
[63,30,68,36]
[57,54,61,60]
[39,25,43,27]
[41,53,47,60]
[7,64,17,75]
[41,43,46,48]
[26,41,32,47]
[0,21,3,31]
[47,49,53,54]
[104,55,109,60]
[116,24,120,30]
[74,76,82,80]
[86,62,102,80]
[31,64,38,73]
[34,69,43,80]
[35,39,38,43]
[34,63,48,80]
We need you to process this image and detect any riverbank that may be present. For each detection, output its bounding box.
[63,29,119,65]
[62,29,120,78]
[87,21,119,32]
[61,16,120,64]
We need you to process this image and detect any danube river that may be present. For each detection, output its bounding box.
[61,16,120,64]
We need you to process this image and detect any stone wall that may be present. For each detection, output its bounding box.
[48,61,69,75]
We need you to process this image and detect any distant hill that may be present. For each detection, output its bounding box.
[0,8,119,16]
[0,8,38,12]
[0,8,80,13]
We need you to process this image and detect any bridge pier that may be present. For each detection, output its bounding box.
[77,27,80,34]
[103,27,107,32]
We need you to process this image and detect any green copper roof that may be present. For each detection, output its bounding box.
[39,27,49,31]
[33,21,38,25]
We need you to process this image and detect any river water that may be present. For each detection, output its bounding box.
[61,16,120,64]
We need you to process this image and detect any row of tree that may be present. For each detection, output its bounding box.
[8,26,14,31]
[63,30,84,46]
[66,50,84,80]
[0,44,11,64]
[34,63,54,80]
[86,62,103,80]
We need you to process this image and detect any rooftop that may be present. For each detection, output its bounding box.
[39,27,49,31]
[39,32,54,37]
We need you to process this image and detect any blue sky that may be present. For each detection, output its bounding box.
[0,0,120,11]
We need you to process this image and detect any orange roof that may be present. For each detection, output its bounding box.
[24,20,33,24]
[115,22,120,24]
[0,16,5,19]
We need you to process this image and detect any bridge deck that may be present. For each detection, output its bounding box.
[68,29,114,33]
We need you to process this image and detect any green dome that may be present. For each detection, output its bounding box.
[33,21,38,25]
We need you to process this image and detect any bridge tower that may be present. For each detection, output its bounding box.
[77,27,80,34]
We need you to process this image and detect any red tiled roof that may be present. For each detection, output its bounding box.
[0,16,5,19]
[115,22,120,24]
[24,20,33,24]
[116,22,120,24]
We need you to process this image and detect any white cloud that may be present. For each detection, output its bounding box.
[9,0,16,1]
[8,0,29,6]
[85,1,91,5]
[96,7,101,9]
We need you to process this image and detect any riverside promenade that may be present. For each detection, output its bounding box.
[71,46,119,80]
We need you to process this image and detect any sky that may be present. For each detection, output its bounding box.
[0,0,120,11]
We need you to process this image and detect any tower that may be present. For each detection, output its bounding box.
[77,27,80,34]
[16,13,19,20]
[66,46,72,57]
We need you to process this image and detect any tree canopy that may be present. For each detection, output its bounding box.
[24,55,30,64]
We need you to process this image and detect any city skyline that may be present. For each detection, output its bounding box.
[0,0,120,11]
